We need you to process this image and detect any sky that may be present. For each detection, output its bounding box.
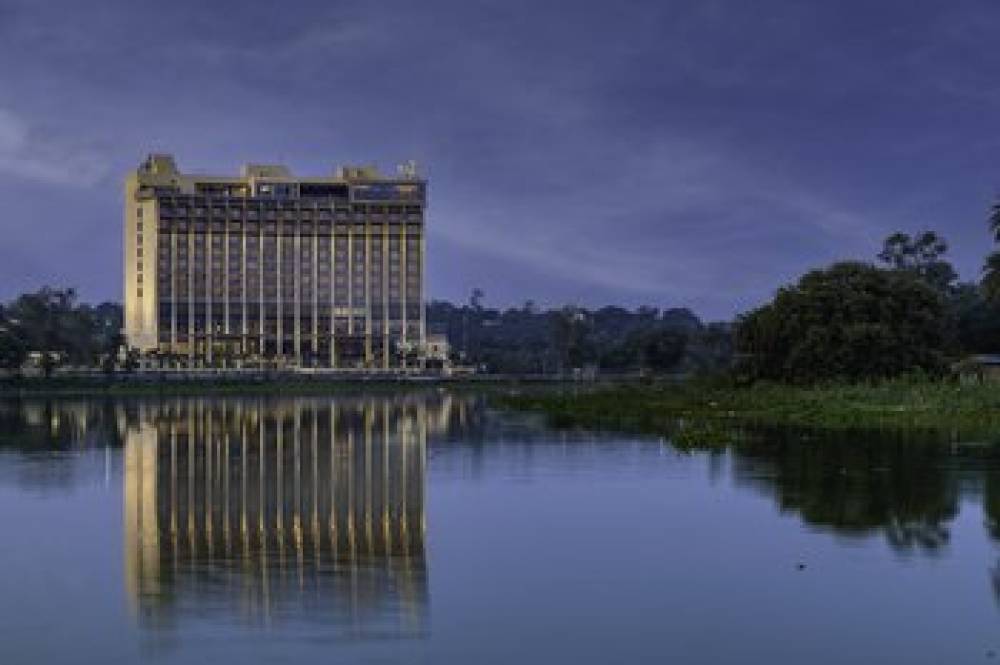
[0,0,999,320]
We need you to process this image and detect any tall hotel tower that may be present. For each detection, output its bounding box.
[124,155,426,369]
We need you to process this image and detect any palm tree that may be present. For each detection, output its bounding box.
[984,252,1000,303]
[983,201,1000,302]
[991,200,1000,242]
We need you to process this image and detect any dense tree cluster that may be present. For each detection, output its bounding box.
[0,288,122,372]
[427,299,733,374]
[875,227,1000,358]
[735,214,1000,383]
[736,262,950,383]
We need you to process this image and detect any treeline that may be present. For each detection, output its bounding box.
[428,296,733,374]
[0,285,732,375]
[0,288,121,370]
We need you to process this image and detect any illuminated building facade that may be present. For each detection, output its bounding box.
[124,154,427,369]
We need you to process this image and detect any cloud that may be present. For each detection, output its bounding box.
[421,66,882,310]
[433,140,878,306]
[0,108,110,187]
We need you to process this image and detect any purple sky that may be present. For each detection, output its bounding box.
[0,0,998,319]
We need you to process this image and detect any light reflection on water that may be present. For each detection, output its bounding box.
[122,396,430,640]
[2,393,1000,663]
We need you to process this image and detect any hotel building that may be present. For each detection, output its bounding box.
[124,154,426,369]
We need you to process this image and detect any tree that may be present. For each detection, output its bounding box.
[951,283,1000,354]
[736,262,949,383]
[550,306,592,371]
[982,203,1000,303]
[984,254,1000,304]
[877,231,956,292]
[627,328,687,372]
[0,288,126,371]
[0,325,27,371]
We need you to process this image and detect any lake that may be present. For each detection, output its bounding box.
[0,391,998,664]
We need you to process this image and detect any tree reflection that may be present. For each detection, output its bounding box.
[0,397,125,491]
[730,428,960,555]
[0,397,124,452]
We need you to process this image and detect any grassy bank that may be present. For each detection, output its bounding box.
[501,378,1000,437]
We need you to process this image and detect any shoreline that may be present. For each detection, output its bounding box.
[12,375,1000,440]
[0,372,627,398]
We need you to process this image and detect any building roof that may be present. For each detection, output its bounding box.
[968,354,1000,366]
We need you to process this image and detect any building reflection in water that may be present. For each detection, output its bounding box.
[123,395,444,639]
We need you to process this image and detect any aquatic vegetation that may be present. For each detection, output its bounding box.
[501,377,1000,440]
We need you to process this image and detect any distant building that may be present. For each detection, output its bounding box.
[956,355,1000,384]
[424,333,451,370]
[124,155,426,369]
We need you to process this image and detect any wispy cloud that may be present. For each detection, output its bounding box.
[433,136,879,306]
[0,108,110,187]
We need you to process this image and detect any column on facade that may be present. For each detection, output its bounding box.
[206,221,213,366]
[346,224,353,344]
[187,231,195,364]
[313,226,320,364]
[330,222,337,369]
[241,218,248,360]
[400,222,408,369]
[364,222,372,367]
[258,228,265,361]
[382,224,390,370]
[170,228,178,358]
[276,227,283,363]
[294,227,301,364]
[224,216,230,358]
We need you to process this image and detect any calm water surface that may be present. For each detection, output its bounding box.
[1,391,999,664]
